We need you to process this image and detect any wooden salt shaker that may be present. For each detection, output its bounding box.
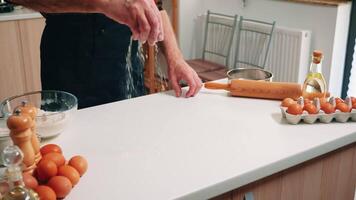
[16,102,41,163]
[7,110,36,173]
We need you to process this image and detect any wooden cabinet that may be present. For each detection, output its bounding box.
[0,18,45,101]
[18,19,44,94]
[0,20,26,101]
[211,144,356,200]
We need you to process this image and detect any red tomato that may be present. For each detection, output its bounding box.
[47,176,72,198]
[37,159,58,181]
[42,153,65,167]
[68,156,88,177]
[57,165,80,186]
[303,104,318,114]
[336,102,351,113]
[35,185,56,200]
[22,173,38,190]
[321,102,335,114]
[40,144,62,156]
[0,182,9,196]
[287,104,303,115]
[353,102,356,109]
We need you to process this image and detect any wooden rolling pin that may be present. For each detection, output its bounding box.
[205,80,302,100]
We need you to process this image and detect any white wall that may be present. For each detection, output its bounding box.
[347,39,356,96]
[178,0,205,60]
[178,0,351,96]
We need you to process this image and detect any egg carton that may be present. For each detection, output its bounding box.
[281,97,356,125]
[281,107,356,124]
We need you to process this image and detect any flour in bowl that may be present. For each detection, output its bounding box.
[35,109,71,138]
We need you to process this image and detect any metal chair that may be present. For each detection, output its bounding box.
[233,17,275,69]
[187,10,238,82]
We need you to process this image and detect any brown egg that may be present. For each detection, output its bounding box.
[47,176,72,198]
[336,102,351,113]
[304,99,312,105]
[40,144,63,156]
[58,165,80,186]
[42,152,65,167]
[69,156,88,176]
[321,102,335,114]
[335,97,344,105]
[35,185,56,200]
[22,173,38,190]
[37,159,58,181]
[281,98,296,107]
[287,104,303,115]
[303,104,318,114]
[319,97,328,105]
[351,97,356,105]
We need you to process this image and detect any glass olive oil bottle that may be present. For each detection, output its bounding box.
[302,50,327,99]
[2,146,39,200]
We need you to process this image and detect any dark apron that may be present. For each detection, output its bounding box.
[40,14,145,109]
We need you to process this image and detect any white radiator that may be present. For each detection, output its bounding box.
[264,27,311,83]
[193,15,312,83]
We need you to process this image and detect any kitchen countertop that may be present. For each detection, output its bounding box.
[51,84,356,200]
[0,7,42,22]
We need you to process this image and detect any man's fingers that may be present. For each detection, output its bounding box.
[153,4,164,42]
[185,75,197,98]
[192,75,203,96]
[137,11,150,43]
[123,0,163,44]
[158,22,164,41]
[170,76,182,97]
[125,18,140,40]
[185,71,202,97]
[158,10,164,41]
[145,9,160,45]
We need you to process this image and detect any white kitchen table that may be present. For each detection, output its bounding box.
[50,85,356,200]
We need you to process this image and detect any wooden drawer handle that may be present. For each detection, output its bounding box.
[243,192,254,200]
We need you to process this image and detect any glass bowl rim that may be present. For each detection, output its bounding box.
[0,90,78,119]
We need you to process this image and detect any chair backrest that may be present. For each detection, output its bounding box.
[234,17,276,69]
[202,10,238,67]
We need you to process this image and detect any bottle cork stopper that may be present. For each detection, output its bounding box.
[312,50,323,64]
[313,50,323,58]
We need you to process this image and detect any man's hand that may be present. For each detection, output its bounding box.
[8,0,163,45]
[168,59,203,97]
[101,0,164,45]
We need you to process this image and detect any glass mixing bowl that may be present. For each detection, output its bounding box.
[0,116,12,166]
[0,90,77,139]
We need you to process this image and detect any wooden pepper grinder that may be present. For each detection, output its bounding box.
[7,110,36,173]
[15,102,41,164]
